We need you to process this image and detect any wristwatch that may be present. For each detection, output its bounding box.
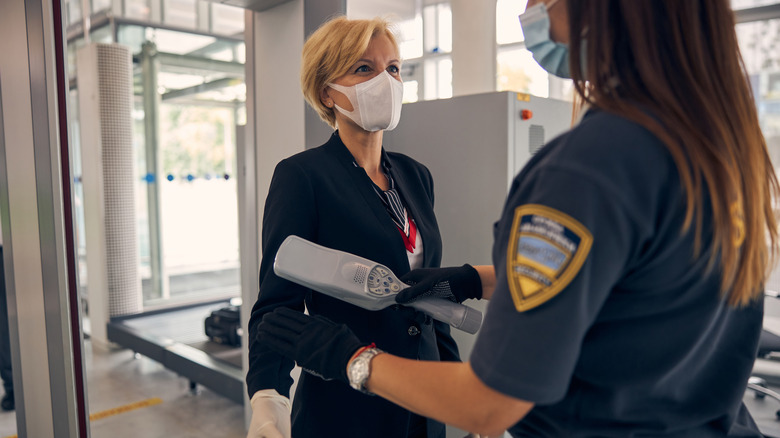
[347,347,384,394]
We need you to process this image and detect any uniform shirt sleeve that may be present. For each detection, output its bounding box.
[470,160,644,404]
[246,158,317,397]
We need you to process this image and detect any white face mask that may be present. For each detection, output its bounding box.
[327,70,404,132]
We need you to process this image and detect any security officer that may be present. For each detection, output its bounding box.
[256,0,776,436]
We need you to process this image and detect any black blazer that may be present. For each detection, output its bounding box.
[247,132,460,438]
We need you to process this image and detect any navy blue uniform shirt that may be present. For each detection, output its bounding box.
[470,109,763,437]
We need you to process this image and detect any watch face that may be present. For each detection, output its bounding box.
[348,348,383,393]
[349,352,373,390]
[352,358,369,378]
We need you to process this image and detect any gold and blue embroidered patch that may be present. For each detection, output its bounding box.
[507,204,593,312]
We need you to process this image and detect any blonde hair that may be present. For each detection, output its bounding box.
[301,16,400,129]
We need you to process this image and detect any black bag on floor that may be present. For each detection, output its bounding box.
[204,305,241,346]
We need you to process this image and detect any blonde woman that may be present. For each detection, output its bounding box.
[246,16,470,438]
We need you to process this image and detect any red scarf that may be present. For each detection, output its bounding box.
[397,218,417,253]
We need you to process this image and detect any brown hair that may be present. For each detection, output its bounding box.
[301,16,399,128]
[567,0,779,306]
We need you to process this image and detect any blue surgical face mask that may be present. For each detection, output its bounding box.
[519,0,571,79]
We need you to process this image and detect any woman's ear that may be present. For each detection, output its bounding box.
[320,86,333,109]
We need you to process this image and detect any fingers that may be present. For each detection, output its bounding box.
[260,309,307,336]
[397,268,441,303]
[395,283,428,303]
[399,268,433,284]
[267,307,337,330]
[249,390,291,438]
[310,314,339,326]
[257,308,343,363]
[256,328,294,355]
[270,307,311,326]
[252,422,286,438]
[257,309,307,352]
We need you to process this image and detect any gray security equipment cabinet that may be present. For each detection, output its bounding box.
[383,90,573,437]
[384,91,573,270]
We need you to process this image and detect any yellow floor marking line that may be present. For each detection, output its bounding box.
[2,397,163,438]
[89,397,163,421]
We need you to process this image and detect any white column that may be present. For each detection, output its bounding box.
[451,0,497,97]
[77,43,143,346]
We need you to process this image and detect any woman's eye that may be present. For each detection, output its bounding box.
[388,65,400,74]
[355,65,370,73]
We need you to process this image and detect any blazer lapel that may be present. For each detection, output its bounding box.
[385,152,435,269]
[324,133,409,264]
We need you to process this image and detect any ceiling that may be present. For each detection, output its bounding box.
[347,0,416,21]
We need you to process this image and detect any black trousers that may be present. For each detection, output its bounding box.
[0,247,12,393]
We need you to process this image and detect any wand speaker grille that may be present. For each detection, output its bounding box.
[353,265,368,284]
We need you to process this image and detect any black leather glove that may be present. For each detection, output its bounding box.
[257,307,364,384]
[396,264,482,304]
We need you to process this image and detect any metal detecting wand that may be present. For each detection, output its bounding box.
[273,235,483,334]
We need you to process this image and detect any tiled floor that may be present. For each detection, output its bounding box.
[0,340,246,438]
[2,336,780,437]
[0,398,14,438]
[86,341,246,438]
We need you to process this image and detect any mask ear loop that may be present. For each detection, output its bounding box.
[325,83,359,128]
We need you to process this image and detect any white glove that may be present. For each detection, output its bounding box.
[247,389,292,438]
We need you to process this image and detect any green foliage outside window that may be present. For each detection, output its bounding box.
[159,104,232,177]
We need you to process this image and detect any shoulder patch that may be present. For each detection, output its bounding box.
[506,204,593,312]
